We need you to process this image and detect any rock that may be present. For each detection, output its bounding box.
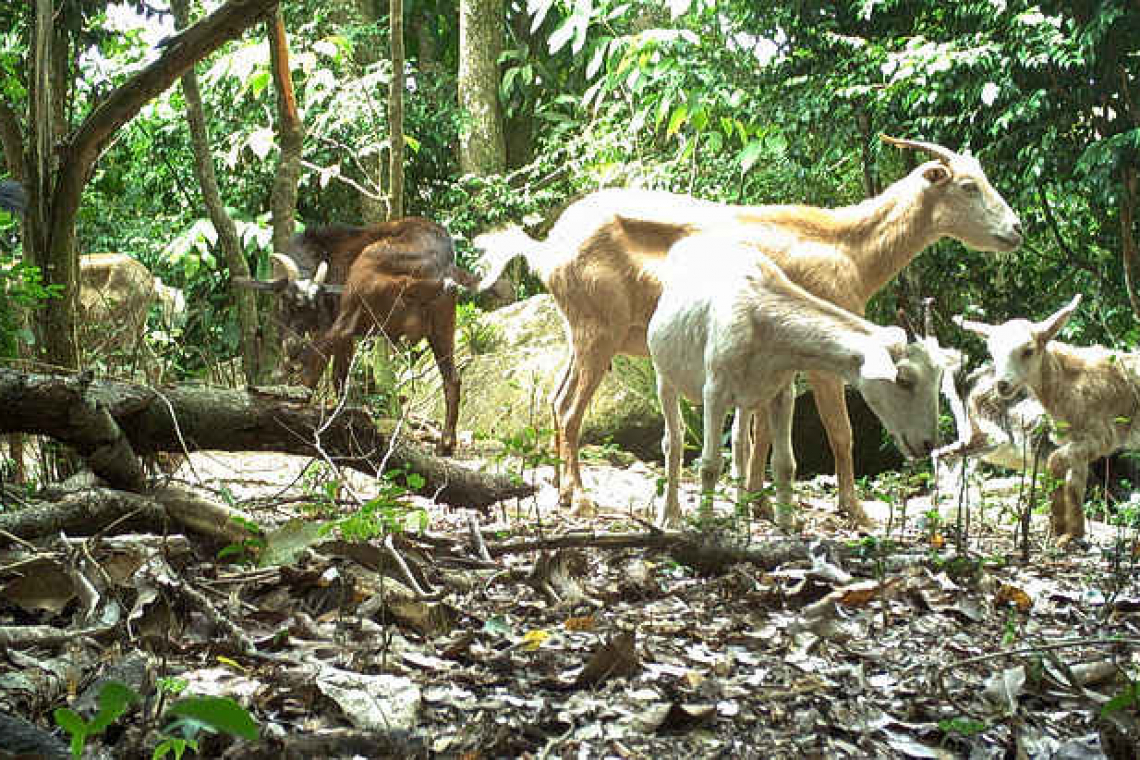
[405,295,663,459]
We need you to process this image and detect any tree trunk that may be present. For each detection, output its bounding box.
[1121,164,1140,322]
[388,0,405,219]
[0,368,534,509]
[171,0,266,385]
[458,0,506,175]
[265,6,305,378]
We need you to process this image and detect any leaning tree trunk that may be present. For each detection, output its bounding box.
[458,0,506,175]
[264,6,304,380]
[171,0,266,385]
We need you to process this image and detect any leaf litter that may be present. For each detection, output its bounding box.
[0,444,1138,759]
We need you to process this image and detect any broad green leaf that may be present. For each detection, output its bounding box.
[166,696,258,741]
[666,104,688,138]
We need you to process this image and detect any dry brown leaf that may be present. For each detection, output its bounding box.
[995,583,1033,612]
[564,615,597,632]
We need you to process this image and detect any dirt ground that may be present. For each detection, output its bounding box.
[2,434,1138,759]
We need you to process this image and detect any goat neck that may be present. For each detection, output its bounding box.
[740,256,899,382]
[828,171,943,303]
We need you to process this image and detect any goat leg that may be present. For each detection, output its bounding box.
[807,373,871,527]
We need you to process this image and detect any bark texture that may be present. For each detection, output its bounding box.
[458,0,506,175]
[0,368,533,508]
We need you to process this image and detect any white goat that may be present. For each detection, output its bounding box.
[475,136,1021,522]
[649,234,943,529]
[933,361,1054,517]
[956,294,1137,541]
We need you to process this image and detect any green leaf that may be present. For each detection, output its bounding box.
[166,696,258,741]
[666,104,688,138]
[90,681,141,732]
[738,140,765,173]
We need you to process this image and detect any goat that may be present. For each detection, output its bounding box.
[649,233,942,528]
[933,360,1054,517]
[240,218,492,456]
[955,294,1135,541]
[78,253,187,376]
[474,135,1022,520]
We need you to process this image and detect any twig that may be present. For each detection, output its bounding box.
[932,636,1140,718]
[467,513,493,563]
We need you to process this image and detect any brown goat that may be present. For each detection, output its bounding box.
[475,136,1023,520]
[240,218,484,456]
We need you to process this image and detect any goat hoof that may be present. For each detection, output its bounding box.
[570,493,597,517]
[841,500,874,528]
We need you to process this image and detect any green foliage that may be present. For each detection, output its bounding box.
[0,259,59,359]
[54,681,142,759]
[54,678,259,760]
[333,468,429,541]
[457,302,502,355]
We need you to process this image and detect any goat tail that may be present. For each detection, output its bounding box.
[471,225,546,290]
[0,180,27,215]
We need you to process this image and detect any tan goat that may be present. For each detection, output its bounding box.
[957,295,1134,542]
[475,136,1022,520]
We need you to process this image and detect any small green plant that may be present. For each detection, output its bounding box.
[333,468,429,541]
[938,716,988,738]
[153,695,259,760]
[217,515,267,565]
[1102,672,1140,719]
[55,682,141,759]
[457,302,502,355]
[495,423,559,487]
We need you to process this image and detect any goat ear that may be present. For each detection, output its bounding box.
[860,347,899,383]
[953,314,993,338]
[922,164,952,185]
[1035,294,1081,343]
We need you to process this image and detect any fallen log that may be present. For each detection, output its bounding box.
[0,368,532,508]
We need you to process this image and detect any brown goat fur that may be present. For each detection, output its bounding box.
[243,218,482,456]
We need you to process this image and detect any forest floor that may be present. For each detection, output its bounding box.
[3,427,1140,759]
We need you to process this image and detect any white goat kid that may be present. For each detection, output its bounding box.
[649,234,942,529]
[956,294,1136,541]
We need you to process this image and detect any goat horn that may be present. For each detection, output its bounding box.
[880,134,959,165]
[313,260,329,287]
[270,252,302,283]
[921,297,935,337]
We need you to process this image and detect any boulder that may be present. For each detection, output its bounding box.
[404,295,663,458]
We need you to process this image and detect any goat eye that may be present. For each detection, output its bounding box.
[1020,346,1035,359]
[896,374,914,390]
[961,180,980,194]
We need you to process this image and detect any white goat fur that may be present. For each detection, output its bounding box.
[474,136,1021,522]
[934,361,1054,517]
[649,235,943,528]
[958,295,1137,540]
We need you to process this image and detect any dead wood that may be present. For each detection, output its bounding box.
[0,487,165,540]
[0,485,263,545]
[0,368,533,508]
